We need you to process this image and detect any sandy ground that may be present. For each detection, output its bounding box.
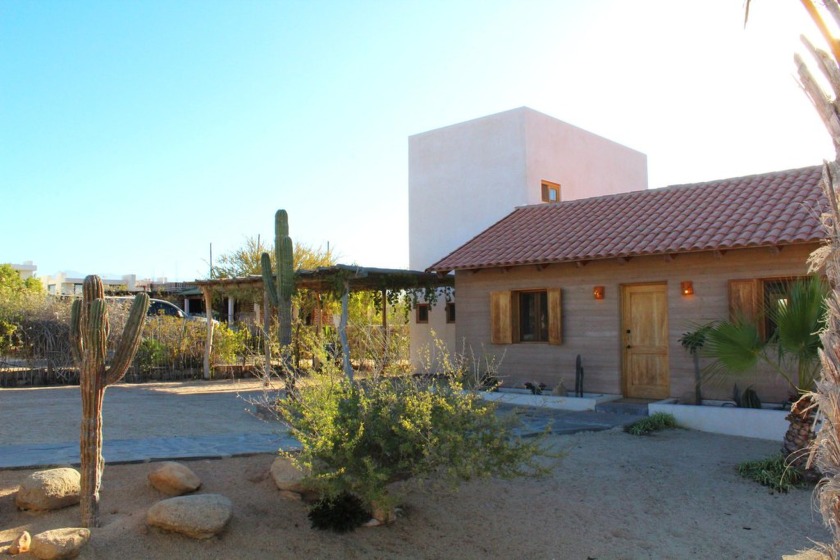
[0,381,833,559]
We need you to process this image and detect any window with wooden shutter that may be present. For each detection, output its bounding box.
[729,279,764,339]
[491,288,562,344]
[547,288,562,345]
[490,291,512,344]
[729,279,760,323]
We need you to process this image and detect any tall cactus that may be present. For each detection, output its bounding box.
[70,276,149,527]
[261,210,295,370]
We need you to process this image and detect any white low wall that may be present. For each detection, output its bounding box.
[649,402,789,441]
[478,391,621,411]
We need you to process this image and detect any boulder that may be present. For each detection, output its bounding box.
[8,530,31,554]
[146,494,232,539]
[148,462,202,496]
[15,468,81,511]
[29,528,90,559]
[270,457,309,494]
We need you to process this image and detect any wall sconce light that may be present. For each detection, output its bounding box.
[680,281,694,296]
[593,286,605,300]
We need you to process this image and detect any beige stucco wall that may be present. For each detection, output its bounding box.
[408,107,648,370]
[451,244,817,403]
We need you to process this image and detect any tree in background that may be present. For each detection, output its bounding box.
[211,235,335,279]
[0,264,45,355]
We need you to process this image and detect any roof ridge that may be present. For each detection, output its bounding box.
[429,165,826,273]
[511,164,823,212]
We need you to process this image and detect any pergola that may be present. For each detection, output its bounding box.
[193,264,453,380]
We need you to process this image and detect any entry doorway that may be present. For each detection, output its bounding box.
[621,283,669,399]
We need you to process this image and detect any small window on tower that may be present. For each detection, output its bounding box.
[445,302,456,323]
[541,181,560,203]
[416,304,430,324]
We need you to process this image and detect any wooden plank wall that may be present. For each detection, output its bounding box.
[454,244,816,403]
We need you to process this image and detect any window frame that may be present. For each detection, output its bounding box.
[541,180,560,203]
[445,302,456,324]
[490,288,562,345]
[728,276,805,342]
[416,303,430,324]
[518,290,549,342]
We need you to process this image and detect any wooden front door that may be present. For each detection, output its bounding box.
[621,283,669,399]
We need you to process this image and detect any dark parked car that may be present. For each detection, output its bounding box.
[147,299,188,318]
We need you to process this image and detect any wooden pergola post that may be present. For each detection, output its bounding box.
[381,288,388,365]
[339,279,353,382]
[201,286,214,380]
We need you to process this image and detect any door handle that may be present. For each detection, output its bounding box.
[626,345,632,349]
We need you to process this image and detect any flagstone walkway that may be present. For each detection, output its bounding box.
[0,381,645,469]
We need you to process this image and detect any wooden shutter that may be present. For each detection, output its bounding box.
[490,291,513,344]
[729,279,762,323]
[547,288,562,345]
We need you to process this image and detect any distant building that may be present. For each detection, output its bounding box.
[9,261,37,280]
[41,272,168,296]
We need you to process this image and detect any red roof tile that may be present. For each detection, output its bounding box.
[428,166,827,272]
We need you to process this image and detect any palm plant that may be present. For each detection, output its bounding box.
[678,324,711,404]
[703,276,828,472]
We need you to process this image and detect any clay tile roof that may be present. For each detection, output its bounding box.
[428,166,827,273]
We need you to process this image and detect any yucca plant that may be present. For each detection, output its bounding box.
[703,276,828,473]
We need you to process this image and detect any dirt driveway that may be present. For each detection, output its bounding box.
[0,380,278,446]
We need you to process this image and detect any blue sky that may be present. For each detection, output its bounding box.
[1,0,831,281]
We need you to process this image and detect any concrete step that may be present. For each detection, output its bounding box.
[595,401,650,416]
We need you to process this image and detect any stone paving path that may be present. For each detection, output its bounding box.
[0,382,645,469]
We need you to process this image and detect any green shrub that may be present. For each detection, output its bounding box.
[274,367,548,513]
[139,316,249,371]
[211,322,249,365]
[738,455,806,493]
[624,413,678,436]
[136,338,167,372]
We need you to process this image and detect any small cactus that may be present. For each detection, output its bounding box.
[70,275,149,527]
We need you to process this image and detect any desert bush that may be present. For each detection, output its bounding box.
[264,335,547,517]
[140,316,249,371]
[624,413,678,436]
[135,338,168,373]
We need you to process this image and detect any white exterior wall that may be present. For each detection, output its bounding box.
[10,261,37,281]
[523,110,648,200]
[42,272,149,295]
[408,107,648,371]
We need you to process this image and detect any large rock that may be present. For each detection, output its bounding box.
[270,457,309,494]
[148,462,202,496]
[29,528,90,560]
[146,494,232,539]
[15,468,81,511]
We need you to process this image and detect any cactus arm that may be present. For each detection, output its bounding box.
[70,299,83,365]
[275,209,289,237]
[105,293,150,386]
[86,299,109,374]
[261,252,279,307]
[84,274,105,301]
[280,236,294,300]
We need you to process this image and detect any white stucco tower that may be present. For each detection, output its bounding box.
[408,107,649,369]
